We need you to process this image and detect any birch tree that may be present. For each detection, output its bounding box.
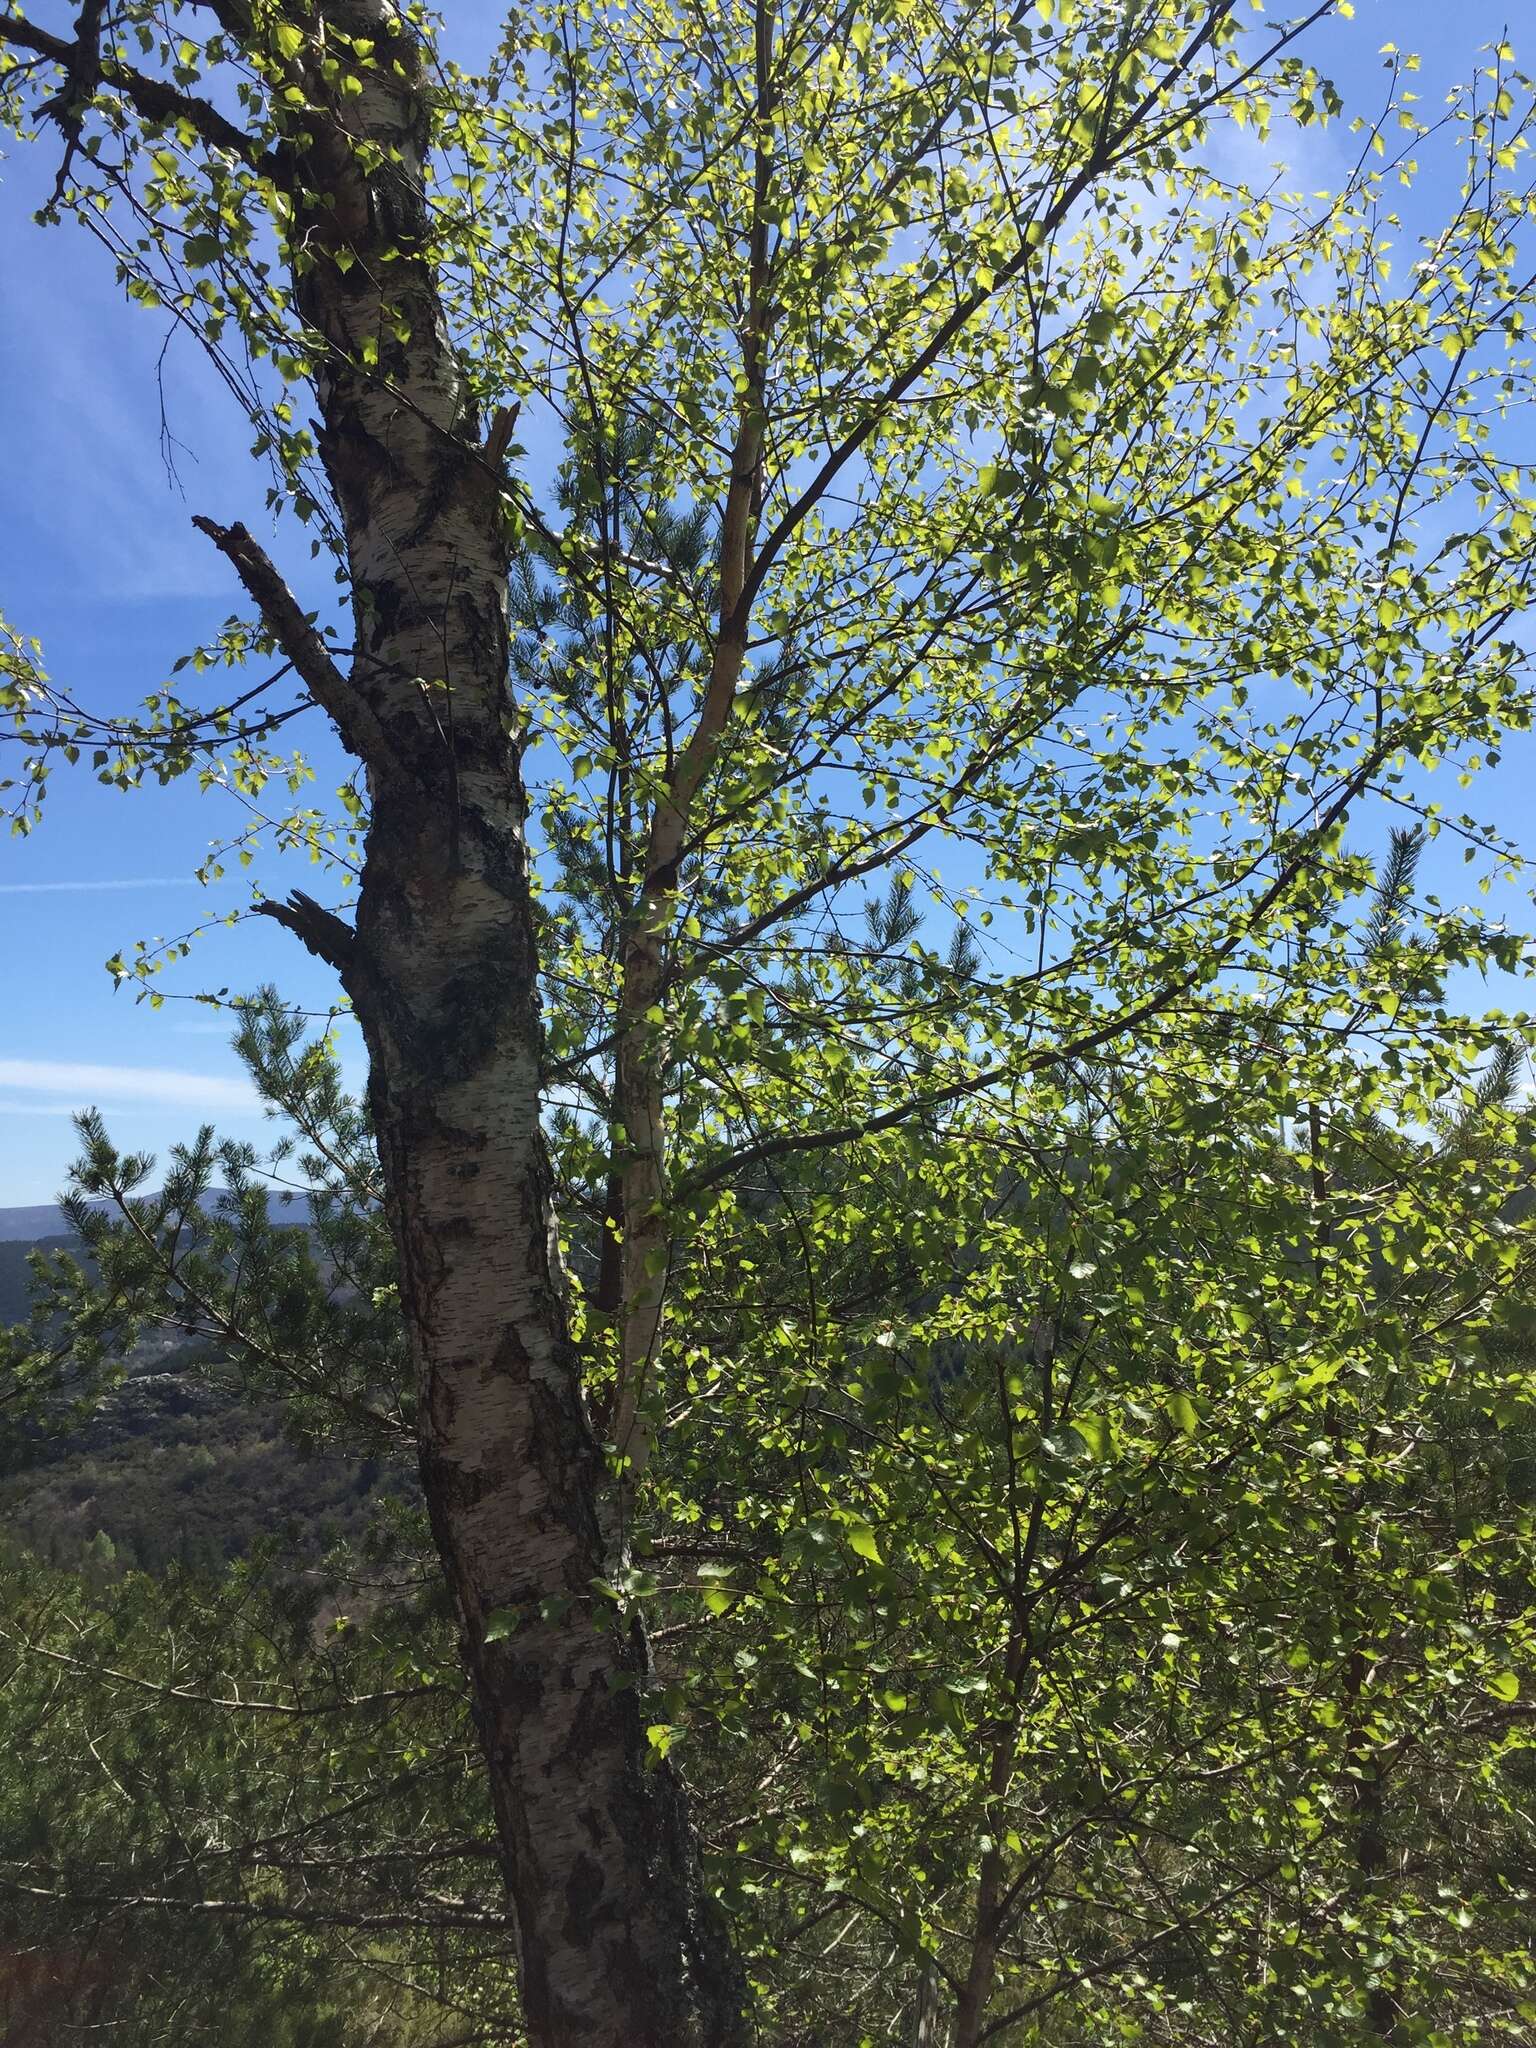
[2,1,1535,2041]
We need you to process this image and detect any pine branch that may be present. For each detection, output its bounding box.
[1363,825,1424,961]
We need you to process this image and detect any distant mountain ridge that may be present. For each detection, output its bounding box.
[0,1205,83,1244]
[0,1191,313,1243]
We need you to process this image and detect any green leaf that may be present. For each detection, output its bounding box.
[1167,1391,1199,1437]
[1072,1412,1116,1460]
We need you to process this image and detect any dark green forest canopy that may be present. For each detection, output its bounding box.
[0,1,1535,2043]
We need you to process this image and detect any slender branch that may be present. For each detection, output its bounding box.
[0,1626,425,1718]
[0,1876,507,1935]
[740,1,1334,612]
[678,722,1395,1197]
[0,12,273,173]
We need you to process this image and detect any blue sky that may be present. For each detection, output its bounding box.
[1,0,1532,1203]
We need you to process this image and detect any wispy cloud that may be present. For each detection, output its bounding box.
[0,877,197,896]
[0,200,253,603]
[0,1059,259,1113]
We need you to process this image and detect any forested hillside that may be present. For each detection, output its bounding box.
[2,1341,388,1577]
[0,1236,60,1329]
[1,1208,382,1577]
